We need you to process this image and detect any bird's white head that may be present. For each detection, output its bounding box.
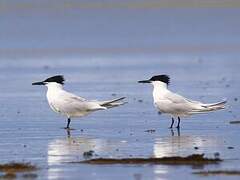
[138,75,170,88]
[32,75,65,89]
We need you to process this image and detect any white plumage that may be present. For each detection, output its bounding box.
[139,75,226,128]
[33,75,126,129]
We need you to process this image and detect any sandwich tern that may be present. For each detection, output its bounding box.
[32,75,126,129]
[138,75,226,129]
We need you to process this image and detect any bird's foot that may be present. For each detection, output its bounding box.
[62,127,76,130]
[168,126,173,129]
[175,126,180,129]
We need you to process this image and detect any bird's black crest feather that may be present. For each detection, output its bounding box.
[150,75,170,85]
[44,75,65,84]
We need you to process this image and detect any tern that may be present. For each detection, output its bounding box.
[138,75,226,129]
[32,75,126,129]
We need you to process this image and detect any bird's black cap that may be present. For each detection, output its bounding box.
[44,75,65,84]
[32,75,65,85]
[138,75,170,85]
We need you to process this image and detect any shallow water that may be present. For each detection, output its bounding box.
[0,57,239,179]
[1,1,240,179]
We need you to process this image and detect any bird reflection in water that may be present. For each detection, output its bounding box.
[153,135,220,158]
[170,128,180,136]
[47,134,126,165]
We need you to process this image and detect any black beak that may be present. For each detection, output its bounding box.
[32,81,45,85]
[138,80,151,83]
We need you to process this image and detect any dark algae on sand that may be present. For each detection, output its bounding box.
[193,170,240,176]
[0,162,37,179]
[78,154,222,165]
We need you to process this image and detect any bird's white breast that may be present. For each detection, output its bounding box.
[152,81,168,103]
[46,84,63,114]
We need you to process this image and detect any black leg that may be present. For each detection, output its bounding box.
[177,127,180,136]
[66,118,71,129]
[66,129,71,137]
[169,118,174,129]
[176,117,180,129]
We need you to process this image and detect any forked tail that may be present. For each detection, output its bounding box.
[100,97,127,108]
[190,100,227,114]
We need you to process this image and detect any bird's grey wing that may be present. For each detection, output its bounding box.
[165,91,201,105]
[58,91,105,113]
[154,92,193,115]
[164,91,204,112]
[52,91,89,113]
[165,92,190,104]
[61,91,86,102]
[184,98,202,104]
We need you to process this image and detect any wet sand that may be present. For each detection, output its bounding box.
[0,57,239,179]
[1,0,240,178]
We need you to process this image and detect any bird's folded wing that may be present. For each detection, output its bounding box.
[165,92,201,105]
[60,91,86,102]
[57,93,104,112]
[165,92,189,104]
